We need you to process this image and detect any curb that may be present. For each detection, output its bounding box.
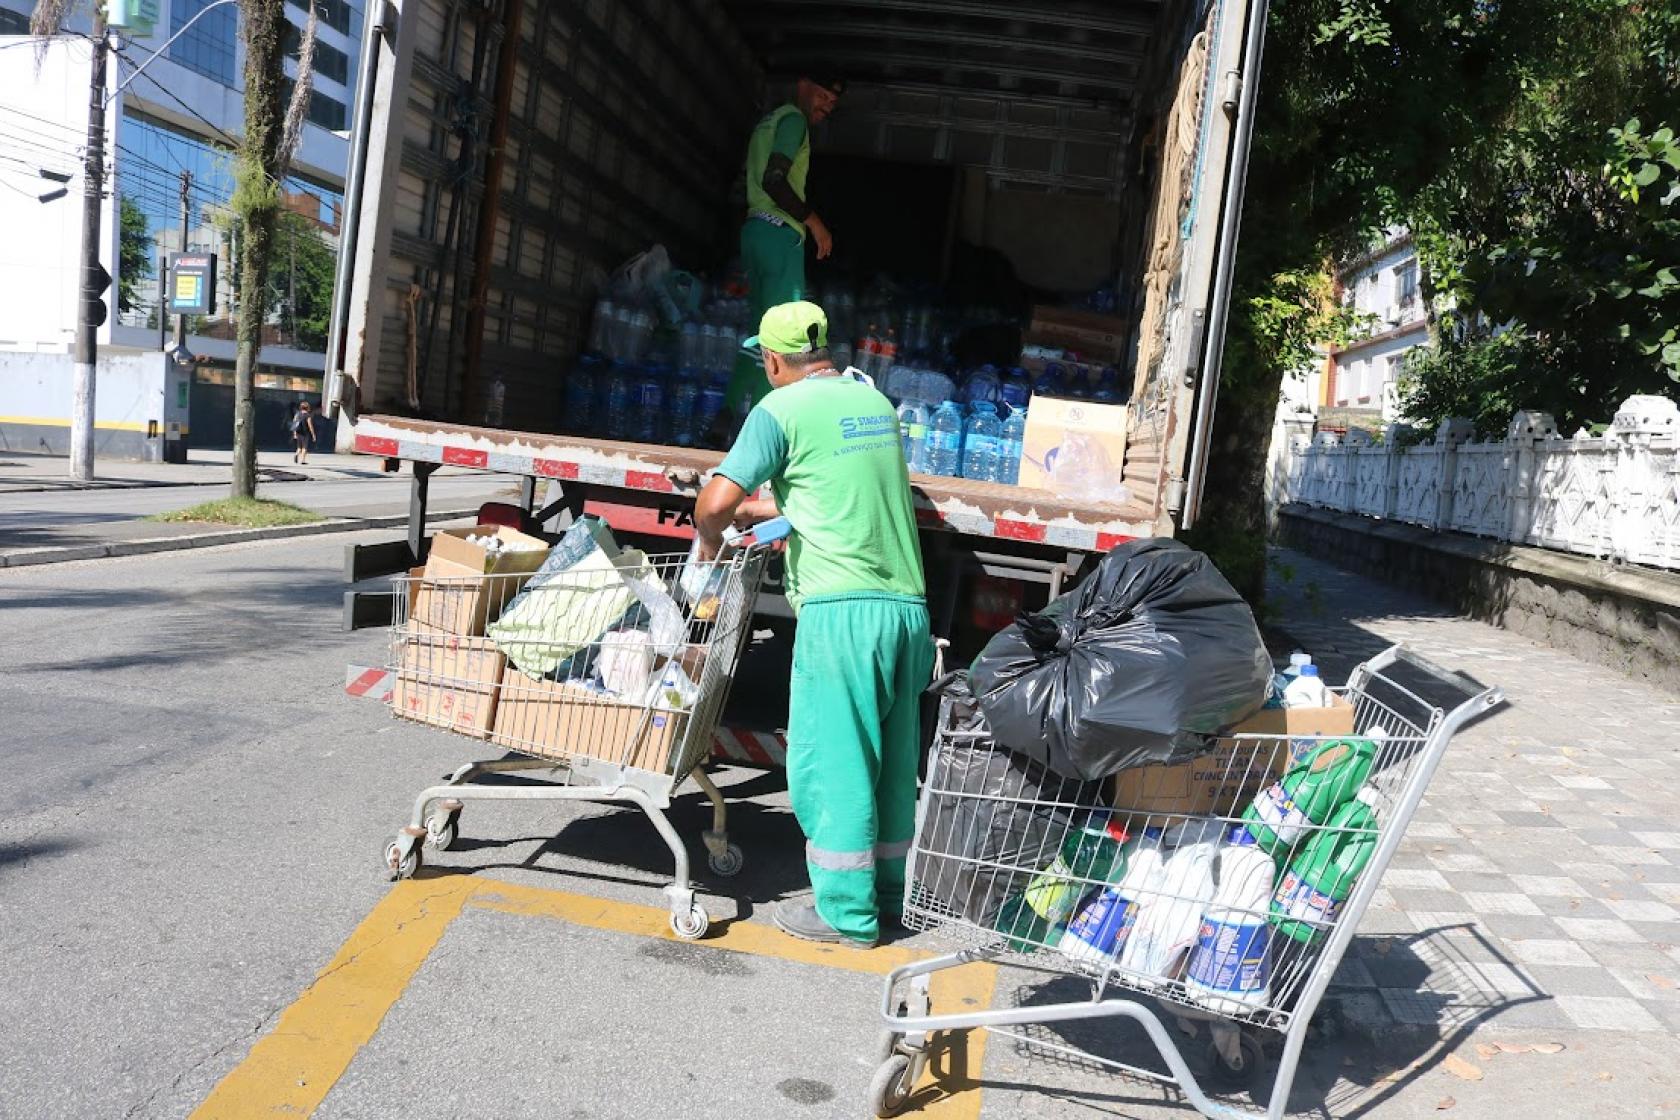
[0,508,480,569]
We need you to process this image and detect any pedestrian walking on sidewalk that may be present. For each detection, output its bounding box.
[695,301,931,950]
[290,400,316,464]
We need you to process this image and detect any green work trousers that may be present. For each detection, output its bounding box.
[727,219,806,414]
[787,592,934,944]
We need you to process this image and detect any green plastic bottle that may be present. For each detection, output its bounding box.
[993,813,1129,952]
[1270,791,1379,944]
[1242,736,1378,857]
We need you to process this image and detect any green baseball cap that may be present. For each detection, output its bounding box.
[742,300,829,355]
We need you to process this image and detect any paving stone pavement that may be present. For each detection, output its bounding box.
[1266,547,1680,1045]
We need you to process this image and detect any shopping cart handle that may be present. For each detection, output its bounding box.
[722,516,792,550]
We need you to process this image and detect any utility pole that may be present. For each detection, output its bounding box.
[69,14,111,482]
[173,170,192,354]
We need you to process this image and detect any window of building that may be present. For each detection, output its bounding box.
[283,23,351,87]
[0,9,31,33]
[281,77,348,131]
[1396,260,1419,308]
[298,0,359,37]
[169,0,238,86]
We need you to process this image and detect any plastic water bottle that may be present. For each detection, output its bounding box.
[669,367,701,447]
[926,400,965,477]
[1059,827,1165,965]
[1119,834,1218,982]
[603,362,635,435]
[897,400,929,473]
[964,364,1001,407]
[877,328,899,381]
[696,372,727,448]
[1000,367,1031,413]
[679,322,702,370]
[998,406,1026,485]
[1034,362,1064,398]
[1185,828,1276,1012]
[609,305,635,361]
[1243,735,1379,856]
[962,401,1003,482]
[628,310,654,363]
[1093,366,1123,403]
[566,356,599,434]
[1271,789,1380,945]
[588,300,614,355]
[1282,664,1329,709]
[632,363,665,442]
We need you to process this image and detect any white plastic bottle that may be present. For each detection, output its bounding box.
[1058,828,1165,966]
[1185,827,1276,1013]
[1282,663,1329,709]
[1118,837,1218,983]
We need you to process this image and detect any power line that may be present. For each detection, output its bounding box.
[114,47,242,149]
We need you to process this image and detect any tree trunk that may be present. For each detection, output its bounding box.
[231,0,287,499]
[1184,365,1285,603]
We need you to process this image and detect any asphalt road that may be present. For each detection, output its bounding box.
[3,536,1667,1119]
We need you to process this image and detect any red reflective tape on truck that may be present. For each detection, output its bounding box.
[1095,532,1133,552]
[533,458,579,479]
[585,500,697,540]
[623,470,675,493]
[355,434,400,457]
[442,446,489,468]
[993,517,1047,543]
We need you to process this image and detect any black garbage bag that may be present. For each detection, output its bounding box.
[913,705,1101,926]
[969,537,1271,780]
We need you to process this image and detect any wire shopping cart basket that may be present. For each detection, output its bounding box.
[870,645,1504,1118]
[381,533,771,940]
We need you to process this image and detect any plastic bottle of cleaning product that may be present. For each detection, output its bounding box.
[1185,828,1276,1012]
[1059,828,1166,966]
[1282,663,1329,709]
[1271,789,1380,945]
[1118,835,1219,982]
[994,814,1131,951]
[926,400,965,477]
[1242,736,1379,857]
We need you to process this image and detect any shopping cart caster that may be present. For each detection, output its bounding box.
[1204,1030,1267,1093]
[868,1053,915,1117]
[385,831,423,880]
[424,802,463,851]
[706,842,745,878]
[670,904,710,940]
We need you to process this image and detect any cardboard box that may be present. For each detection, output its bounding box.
[1111,695,1358,818]
[392,621,506,738]
[1025,307,1129,363]
[1017,393,1130,494]
[491,667,683,772]
[412,525,549,635]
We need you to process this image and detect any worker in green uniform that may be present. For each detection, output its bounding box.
[696,301,931,949]
[726,75,845,416]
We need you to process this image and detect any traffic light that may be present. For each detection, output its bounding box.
[83,261,111,329]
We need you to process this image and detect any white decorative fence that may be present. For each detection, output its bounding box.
[1277,395,1680,572]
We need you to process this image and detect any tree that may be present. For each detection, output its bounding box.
[230,0,316,499]
[117,194,150,317]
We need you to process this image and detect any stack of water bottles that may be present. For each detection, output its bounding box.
[890,364,1032,484]
[566,297,749,448]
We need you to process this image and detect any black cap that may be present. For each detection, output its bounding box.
[801,72,845,95]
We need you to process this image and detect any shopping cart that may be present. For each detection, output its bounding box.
[381,528,774,940]
[870,645,1504,1117]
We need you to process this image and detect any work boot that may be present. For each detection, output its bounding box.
[773,898,876,949]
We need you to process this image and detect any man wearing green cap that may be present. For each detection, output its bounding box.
[696,301,931,949]
[726,75,844,416]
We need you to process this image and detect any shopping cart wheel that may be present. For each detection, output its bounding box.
[424,810,461,851]
[1204,1031,1267,1093]
[868,1053,914,1117]
[670,904,710,940]
[385,838,422,881]
[707,842,745,878]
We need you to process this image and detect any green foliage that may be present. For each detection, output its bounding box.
[117,195,150,315]
[151,497,320,527]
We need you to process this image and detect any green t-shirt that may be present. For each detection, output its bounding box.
[744,104,810,239]
[716,374,926,613]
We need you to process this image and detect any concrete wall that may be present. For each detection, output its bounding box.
[1279,504,1680,692]
[0,350,185,459]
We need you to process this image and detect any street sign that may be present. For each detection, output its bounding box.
[168,252,217,316]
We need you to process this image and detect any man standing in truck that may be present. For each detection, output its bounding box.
[725,75,844,417]
[696,301,931,949]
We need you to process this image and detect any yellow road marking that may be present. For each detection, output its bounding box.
[197,874,1000,1118]
[188,876,478,1119]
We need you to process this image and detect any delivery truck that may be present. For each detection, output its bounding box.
[326,0,1268,759]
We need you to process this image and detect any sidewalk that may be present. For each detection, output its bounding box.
[0,447,476,493]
